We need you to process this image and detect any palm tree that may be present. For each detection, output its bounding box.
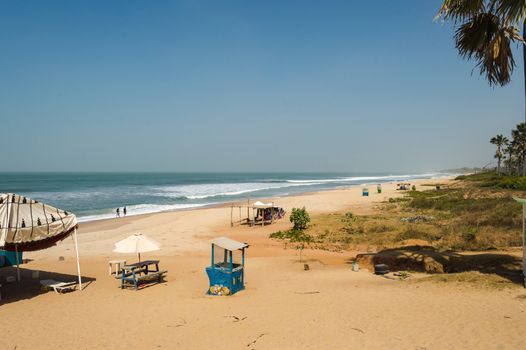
[504,141,516,174]
[490,134,509,173]
[512,122,526,175]
[436,1,526,122]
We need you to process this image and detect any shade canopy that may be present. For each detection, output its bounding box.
[113,233,160,254]
[252,201,276,209]
[211,237,248,251]
[0,193,78,251]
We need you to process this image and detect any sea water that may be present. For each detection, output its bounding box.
[0,172,450,222]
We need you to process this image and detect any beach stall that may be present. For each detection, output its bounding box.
[0,193,82,289]
[206,237,248,296]
[230,200,285,227]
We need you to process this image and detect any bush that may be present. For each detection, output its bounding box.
[270,229,312,243]
[341,212,356,224]
[456,171,526,190]
[290,207,311,230]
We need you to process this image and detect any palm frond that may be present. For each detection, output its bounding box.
[436,0,486,22]
[498,0,526,23]
[482,28,515,85]
[454,12,518,86]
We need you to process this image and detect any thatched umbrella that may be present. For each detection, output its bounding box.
[0,193,82,289]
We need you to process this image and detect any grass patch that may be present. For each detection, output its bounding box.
[396,227,441,242]
[415,271,520,290]
[292,180,523,251]
[272,175,525,252]
[456,172,526,190]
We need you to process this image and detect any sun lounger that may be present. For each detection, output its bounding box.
[40,279,77,294]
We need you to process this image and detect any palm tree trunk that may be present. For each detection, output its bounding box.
[523,20,526,125]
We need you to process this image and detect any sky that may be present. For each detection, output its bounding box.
[0,0,524,173]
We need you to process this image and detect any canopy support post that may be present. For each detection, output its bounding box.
[523,205,526,287]
[247,198,250,223]
[72,228,82,291]
[211,244,215,269]
[15,244,20,282]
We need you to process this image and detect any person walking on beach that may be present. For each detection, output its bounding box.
[116,207,120,217]
[123,206,127,216]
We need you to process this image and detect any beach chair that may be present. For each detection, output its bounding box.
[40,279,77,294]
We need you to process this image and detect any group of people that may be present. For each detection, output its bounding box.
[116,206,127,217]
[255,207,285,221]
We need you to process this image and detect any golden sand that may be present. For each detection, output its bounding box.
[1,179,525,349]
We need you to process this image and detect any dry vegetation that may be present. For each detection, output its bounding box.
[414,271,520,290]
[303,179,524,252]
[270,173,526,288]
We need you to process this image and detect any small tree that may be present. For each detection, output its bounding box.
[289,207,311,262]
[290,207,310,230]
[271,207,312,262]
[290,229,312,262]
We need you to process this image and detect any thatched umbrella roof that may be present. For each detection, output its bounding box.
[0,193,78,252]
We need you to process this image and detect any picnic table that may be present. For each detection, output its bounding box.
[120,260,167,290]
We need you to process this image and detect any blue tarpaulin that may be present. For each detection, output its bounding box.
[0,249,22,267]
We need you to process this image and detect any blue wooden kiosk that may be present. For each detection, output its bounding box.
[206,237,248,296]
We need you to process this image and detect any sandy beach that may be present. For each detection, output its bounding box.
[1,179,526,350]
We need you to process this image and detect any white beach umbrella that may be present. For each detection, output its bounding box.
[113,233,160,261]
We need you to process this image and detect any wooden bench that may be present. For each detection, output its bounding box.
[121,270,167,290]
[115,267,147,279]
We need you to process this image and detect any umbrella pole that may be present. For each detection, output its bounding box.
[138,252,141,262]
[72,228,83,291]
[15,244,20,282]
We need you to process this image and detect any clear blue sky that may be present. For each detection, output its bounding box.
[0,0,523,172]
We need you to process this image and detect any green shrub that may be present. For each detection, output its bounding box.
[290,207,311,230]
[341,211,356,224]
[463,231,477,242]
[270,228,312,243]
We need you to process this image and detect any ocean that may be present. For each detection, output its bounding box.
[0,172,450,222]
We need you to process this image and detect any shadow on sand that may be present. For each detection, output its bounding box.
[352,246,523,285]
[0,267,96,305]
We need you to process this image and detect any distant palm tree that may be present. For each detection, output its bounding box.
[504,141,516,174]
[436,1,526,121]
[490,134,509,173]
[512,122,526,175]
